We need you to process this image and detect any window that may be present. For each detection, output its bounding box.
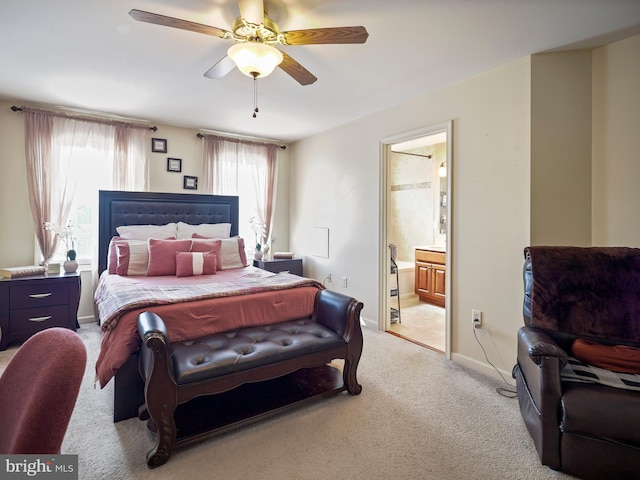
[23,108,148,268]
[22,107,149,270]
[50,142,114,263]
[202,136,277,253]
[212,155,266,250]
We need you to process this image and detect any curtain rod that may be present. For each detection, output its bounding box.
[10,106,158,131]
[394,151,432,159]
[196,132,286,150]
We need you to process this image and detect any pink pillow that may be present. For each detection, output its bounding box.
[176,251,217,277]
[190,239,222,270]
[108,235,177,275]
[192,232,216,239]
[146,239,192,276]
[107,236,123,274]
[115,239,149,276]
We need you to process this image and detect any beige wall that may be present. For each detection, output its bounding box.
[290,34,640,379]
[0,102,33,266]
[0,103,291,321]
[530,50,593,246]
[592,34,640,246]
[290,57,532,377]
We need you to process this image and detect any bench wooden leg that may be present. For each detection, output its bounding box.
[344,354,362,395]
[344,314,363,395]
[139,328,179,468]
[145,402,177,468]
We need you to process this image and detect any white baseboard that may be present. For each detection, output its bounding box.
[450,352,514,384]
[360,315,377,331]
[78,315,96,325]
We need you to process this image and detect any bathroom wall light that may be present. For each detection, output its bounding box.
[438,161,447,177]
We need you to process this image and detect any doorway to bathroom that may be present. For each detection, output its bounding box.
[379,122,452,357]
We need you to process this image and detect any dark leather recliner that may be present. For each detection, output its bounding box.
[513,246,640,480]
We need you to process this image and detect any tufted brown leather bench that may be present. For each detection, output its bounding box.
[137,289,363,468]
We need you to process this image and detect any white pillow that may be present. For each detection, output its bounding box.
[116,223,177,240]
[176,221,231,240]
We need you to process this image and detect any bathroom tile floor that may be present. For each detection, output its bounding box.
[387,295,445,353]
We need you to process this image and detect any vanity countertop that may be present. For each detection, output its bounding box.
[415,245,446,253]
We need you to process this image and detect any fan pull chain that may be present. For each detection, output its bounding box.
[253,74,259,118]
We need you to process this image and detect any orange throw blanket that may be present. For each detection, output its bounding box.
[573,338,640,374]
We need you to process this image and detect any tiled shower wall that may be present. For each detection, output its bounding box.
[388,143,446,263]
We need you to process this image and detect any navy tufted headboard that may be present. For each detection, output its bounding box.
[98,190,239,274]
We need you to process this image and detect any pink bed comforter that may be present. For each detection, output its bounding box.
[94,267,323,387]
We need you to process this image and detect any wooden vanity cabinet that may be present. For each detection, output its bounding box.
[415,248,446,307]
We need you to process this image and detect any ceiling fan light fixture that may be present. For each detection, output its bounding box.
[227,42,283,78]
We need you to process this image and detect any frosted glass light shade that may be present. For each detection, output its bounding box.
[228,42,283,78]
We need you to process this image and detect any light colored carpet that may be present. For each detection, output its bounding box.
[2,323,574,479]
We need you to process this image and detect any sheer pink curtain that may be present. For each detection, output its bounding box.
[23,108,149,264]
[201,134,278,244]
[24,110,56,263]
[202,136,239,195]
[241,142,277,244]
[113,124,149,191]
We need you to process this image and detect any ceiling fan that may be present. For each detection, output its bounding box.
[129,0,369,86]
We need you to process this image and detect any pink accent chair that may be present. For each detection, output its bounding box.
[0,327,86,453]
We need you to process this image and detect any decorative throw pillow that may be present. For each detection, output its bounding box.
[116,223,177,240]
[191,234,247,269]
[218,237,248,270]
[146,239,192,276]
[176,222,231,240]
[115,239,149,276]
[175,251,217,277]
[190,238,223,270]
[107,236,123,274]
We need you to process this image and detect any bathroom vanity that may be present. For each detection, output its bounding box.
[415,246,446,307]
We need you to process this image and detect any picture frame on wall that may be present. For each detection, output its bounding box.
[167,158,182,172]
[152,138,167,153]
[183,175,198,190]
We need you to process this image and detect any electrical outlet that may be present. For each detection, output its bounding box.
[342,276,348,288]
[472,309,482,329]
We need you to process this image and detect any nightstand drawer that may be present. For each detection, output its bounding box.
[10,282,69,309]
[9,305,69,335]
[0,272,80,350]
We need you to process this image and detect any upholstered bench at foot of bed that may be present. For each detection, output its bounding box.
[136,289,364,469]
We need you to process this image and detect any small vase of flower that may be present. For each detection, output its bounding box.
[44,221,78,273]
[249,216,266,261]
[64,248,78,273]
[254,242,263,260]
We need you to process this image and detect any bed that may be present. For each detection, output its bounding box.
[94,190,362,425]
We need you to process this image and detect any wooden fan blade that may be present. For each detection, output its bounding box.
[204,56,236,79]
[129,9,230,38]
[278,51,317,86]
[238,0,264,25]
[282,26,369,45]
